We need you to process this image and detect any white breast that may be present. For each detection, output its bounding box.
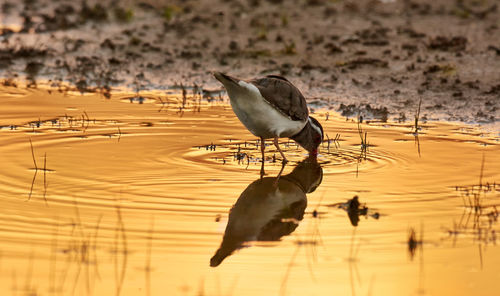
[226,81,306,139]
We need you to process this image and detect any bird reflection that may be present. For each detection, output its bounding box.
[210,155,323,267]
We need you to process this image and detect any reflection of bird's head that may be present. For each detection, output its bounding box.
[210,238,240,267]
[282,154,323,194]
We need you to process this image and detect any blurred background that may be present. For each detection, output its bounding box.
[1,0,499,122]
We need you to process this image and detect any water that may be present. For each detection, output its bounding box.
[0,86,499,296]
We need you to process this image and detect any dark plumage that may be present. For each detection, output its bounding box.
[250,76,308,121]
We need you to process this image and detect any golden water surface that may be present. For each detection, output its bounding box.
[0,86,499,296]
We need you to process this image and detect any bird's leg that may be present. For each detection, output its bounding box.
[260,137,266,161]
[260,137,265,178]
[273,137,288,164]
[273,161,287,187]
[272,137,288,186]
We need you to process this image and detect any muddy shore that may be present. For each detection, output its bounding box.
[1,0,499,125]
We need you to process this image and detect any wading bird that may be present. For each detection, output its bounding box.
[214,73,323,170]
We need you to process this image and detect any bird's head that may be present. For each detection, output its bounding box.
[291,116,324,156]
[309,116,324,156]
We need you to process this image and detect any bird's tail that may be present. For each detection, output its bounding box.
[214,72,240,85]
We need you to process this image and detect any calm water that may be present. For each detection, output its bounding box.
[0,86,499,296]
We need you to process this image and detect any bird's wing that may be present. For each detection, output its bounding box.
[250,76,308,121]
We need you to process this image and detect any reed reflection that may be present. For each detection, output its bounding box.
[210,155,323,267]
[328,195,380,227]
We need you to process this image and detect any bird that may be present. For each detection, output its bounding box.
[210,155,323,267]
[213,72,324,164]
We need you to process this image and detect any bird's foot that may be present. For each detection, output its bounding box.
[260,161,265,179]
[276,160,287,178]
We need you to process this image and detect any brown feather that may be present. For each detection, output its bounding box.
[250,76,308,122]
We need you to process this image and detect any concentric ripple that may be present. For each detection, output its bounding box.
[0,88,499,296]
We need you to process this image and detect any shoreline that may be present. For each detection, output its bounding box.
[1,0,499,126]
